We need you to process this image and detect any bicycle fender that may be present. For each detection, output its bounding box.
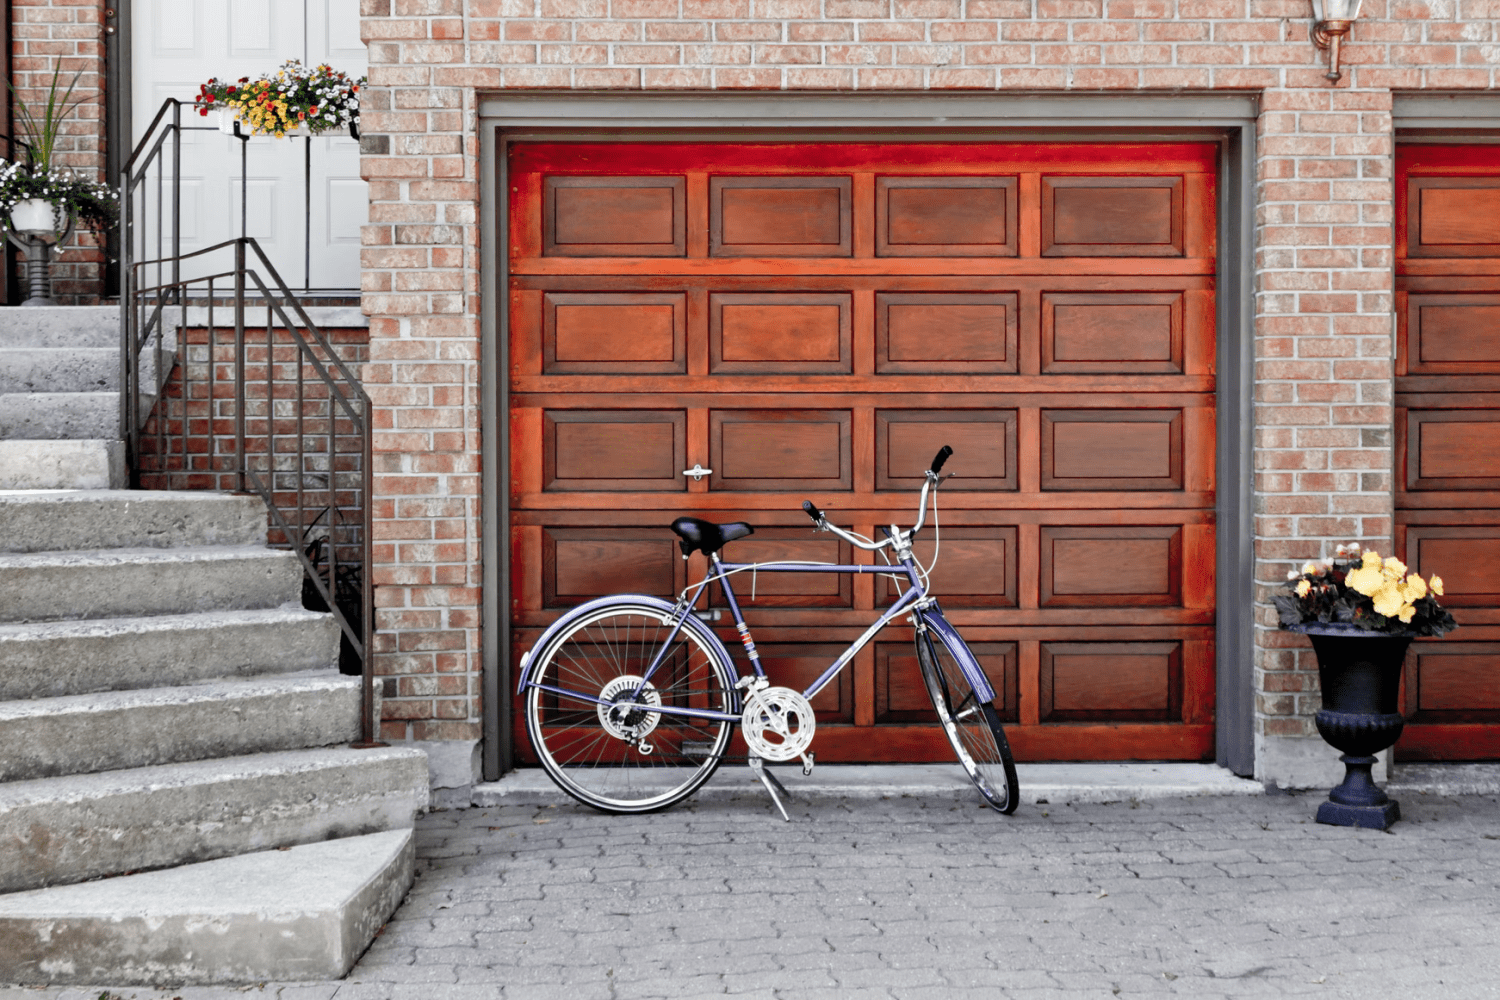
[919,608,998,704]
[514,594,726,696]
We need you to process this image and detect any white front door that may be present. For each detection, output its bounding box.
[131,0,367,290]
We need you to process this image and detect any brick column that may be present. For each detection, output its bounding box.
[1252,87,1396,787]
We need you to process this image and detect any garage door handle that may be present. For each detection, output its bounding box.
[683,464,712,481]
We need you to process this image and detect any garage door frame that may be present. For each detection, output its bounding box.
[476,92,1258,781]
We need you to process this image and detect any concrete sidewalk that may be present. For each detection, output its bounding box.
[5,764,1500,1000]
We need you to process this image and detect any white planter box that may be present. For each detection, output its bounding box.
[215,109,305,138]
[9,198,61,237]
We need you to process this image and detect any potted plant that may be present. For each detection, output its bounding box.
[1,63,118,305]
[195,60,364,139]
[1275,545,1458,830]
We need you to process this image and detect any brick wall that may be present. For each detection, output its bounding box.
[10,0,108,302]
[355,0,1491,779]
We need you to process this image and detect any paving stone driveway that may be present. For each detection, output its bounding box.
[8,786,1500,1000]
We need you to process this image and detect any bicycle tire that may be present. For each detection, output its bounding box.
[523,600,738,814]
[915,623,1020,814]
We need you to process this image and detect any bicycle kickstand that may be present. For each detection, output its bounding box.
[748,757,792,822]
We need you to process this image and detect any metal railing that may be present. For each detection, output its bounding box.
[120,99,380,745]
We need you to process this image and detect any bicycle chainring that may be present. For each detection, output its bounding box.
[740,686,816,762]
[596,675,662,741]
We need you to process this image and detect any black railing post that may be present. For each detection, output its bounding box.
[360,395,377,745]
[234,239,247,493]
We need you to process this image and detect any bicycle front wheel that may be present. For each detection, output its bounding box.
[915,624,1019,814]
[524,601,738,814]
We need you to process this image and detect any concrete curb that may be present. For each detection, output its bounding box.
[473,762,1267,809]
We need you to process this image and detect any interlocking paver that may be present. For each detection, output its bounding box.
[6,790,1500,998]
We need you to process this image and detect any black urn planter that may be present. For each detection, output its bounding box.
[1292,623,1414,830]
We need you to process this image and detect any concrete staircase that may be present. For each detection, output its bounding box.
[0,307,126,489]
[0,489,428,985]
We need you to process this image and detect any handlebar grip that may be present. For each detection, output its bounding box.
[802,499,824,523]
[930,445,953,475]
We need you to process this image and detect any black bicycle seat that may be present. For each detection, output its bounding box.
[669,517,753,557]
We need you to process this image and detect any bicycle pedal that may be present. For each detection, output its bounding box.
[801,752,815,777]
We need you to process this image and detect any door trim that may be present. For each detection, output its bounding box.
[478,93,1258,780]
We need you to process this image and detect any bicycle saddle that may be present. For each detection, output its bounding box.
[670,517,753,557]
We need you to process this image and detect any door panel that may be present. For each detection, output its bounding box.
[508,142,1217,762]
[1395,145,1500,760]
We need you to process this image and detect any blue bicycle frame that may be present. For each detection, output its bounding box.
[518,547,997,724]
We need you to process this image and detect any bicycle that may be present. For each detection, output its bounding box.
[516,445,1019,818]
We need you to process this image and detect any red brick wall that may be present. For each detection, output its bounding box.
[355,0,1487,775]
[10,0,108,302]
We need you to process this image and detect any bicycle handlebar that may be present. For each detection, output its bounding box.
[802,445,950,552]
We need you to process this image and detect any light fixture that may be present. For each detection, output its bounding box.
[1311,0,1363,84]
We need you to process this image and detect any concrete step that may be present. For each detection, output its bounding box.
[0,745,428,893]
[0,545,302,623]
[0,607,339,701]
[0,306,117,349]
[0,347,117,394]
[0,828,413,986]
[0,671,361,782]
[0,489,266,553]
[0,440,124,489]
[0,390,116,440]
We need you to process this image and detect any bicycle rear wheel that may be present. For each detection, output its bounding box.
[915,624,1019,814]
[523,601,738,814]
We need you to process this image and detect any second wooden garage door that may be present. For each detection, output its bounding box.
[508,142,1217,762]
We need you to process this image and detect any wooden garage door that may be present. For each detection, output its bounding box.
[508,142,1217,763]
[1395,144,1500,760]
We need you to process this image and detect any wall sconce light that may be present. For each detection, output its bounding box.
[1311,0,1363,83]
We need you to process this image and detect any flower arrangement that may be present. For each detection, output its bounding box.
[1,62,118,234]
[0,160,117,233]
[1274,544,1458,638]
[195,60,364,138]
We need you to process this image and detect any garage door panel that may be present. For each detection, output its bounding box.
[1403,294,1500,375]
[1396,146,1500,759]
[544,176,686,257]
[541,528,682,608]
[1039,525,1183,608]
[1042,176,1184,257]
[710,409,852,491]
[1404,525,1500,606]
[1407,177,1500,257]
[752,644,854,721]
[710,293,852,374]
[721,529,853,608]
[876,640,1019,723]
[1042,291,1184,374]
[1406,411,1500,490]
[544,292,686,374]
[1039,641,1183,722]
[880,527,1019,609]
[510,141,1217,763]
[543,410,686,492]
[875,292,1019,374]
[875,176,1018,257]
[875,409,1017,491]
[1042,409,1184,491]
[711,176,851,257]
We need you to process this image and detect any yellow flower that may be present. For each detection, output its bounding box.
[1371,583,1405,618]
[1430,575,1444,597]
[1301,562,1319,576]
[1362,549,1382,569]
[1346,565,1385,596]
[1398,604,1416,623]
[1403,573,1427,601]
[1295,579,1311,597]
[1384,556,1407,579]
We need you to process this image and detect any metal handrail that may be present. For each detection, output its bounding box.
[120,99,380,746]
